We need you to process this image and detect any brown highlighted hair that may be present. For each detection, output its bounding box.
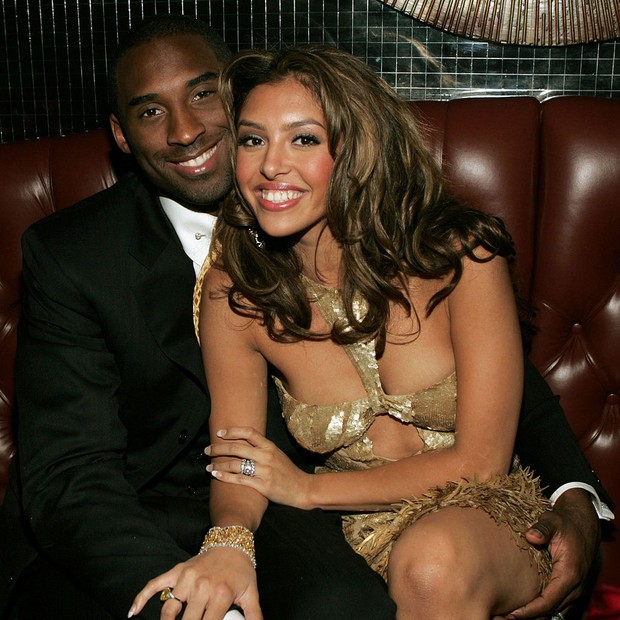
[215,45,514,351]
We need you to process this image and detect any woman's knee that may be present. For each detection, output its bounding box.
[389,524,464,598]
[386,507,541,618]
[386,510,489,607]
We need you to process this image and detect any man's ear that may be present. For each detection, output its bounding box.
[110,114,131,155]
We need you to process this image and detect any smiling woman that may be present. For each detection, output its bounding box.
[124,45,561,619]
[234,78,336,248]
[191,46,554,619]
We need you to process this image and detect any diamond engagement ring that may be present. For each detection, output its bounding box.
[160,587,178,602]
[551,613,564,620]
[240,458,256,477]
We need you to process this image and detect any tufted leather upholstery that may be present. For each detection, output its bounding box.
[0,129,130,500]
[0,97,618,586]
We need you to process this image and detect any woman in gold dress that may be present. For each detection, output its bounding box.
[134,45,552,619]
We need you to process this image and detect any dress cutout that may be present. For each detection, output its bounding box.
[275,276,457,467]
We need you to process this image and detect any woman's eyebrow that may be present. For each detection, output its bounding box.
[238,118,325,130]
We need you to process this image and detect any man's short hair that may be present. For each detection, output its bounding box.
[107,14,231,116]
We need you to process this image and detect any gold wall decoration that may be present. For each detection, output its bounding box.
[382,0,620,45]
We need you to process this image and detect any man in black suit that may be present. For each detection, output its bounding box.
[0,13,611,620]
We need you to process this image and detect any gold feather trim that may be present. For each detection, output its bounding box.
[342,467,552,586]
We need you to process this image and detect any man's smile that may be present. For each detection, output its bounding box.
[171,141,222,175]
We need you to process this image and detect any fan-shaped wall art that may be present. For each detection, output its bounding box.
[380,0,620,45]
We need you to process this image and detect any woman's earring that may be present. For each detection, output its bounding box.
[248,228,265,249]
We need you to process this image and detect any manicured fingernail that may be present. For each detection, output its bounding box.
[128,607,135,618]
[211,470,222,479]
[204,445,211,455]
[206,464,213,472]
[216,429,226,437]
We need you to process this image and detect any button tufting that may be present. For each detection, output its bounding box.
[571,323,583,334]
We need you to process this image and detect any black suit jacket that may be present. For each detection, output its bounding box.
[1,173,610,618]
[9,173,213,617]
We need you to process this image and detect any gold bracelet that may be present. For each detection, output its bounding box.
[199,525,257,568]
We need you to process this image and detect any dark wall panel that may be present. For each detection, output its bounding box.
[1,0,618,143]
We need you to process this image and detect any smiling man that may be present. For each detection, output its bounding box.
[109,30,233,209]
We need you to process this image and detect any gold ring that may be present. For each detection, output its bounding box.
[160,587,177,602]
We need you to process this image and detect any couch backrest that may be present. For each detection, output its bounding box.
[0,97,618,585]
[412,97,540,298]
[0,129,123,496]
[533,97,620,524]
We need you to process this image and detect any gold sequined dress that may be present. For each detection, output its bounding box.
[274,277,552,583]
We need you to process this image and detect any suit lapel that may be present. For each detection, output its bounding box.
[129,187,207,392]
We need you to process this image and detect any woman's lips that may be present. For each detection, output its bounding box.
[258,188,305,211]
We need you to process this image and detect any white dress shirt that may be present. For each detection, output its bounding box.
[160,196,216,277]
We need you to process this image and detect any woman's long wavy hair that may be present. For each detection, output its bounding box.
[215,46,515,353]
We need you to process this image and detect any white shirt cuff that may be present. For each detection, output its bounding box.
[550,482,615,521]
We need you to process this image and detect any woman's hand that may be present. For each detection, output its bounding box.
[128,547,261,620]
[206,427,314,510]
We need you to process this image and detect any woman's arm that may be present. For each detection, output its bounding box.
[209,254,524,513]
[129,269,271,619]
[200,268,271,529]
[306,253,523,511]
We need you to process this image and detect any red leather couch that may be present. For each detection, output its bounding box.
[0,97,618,591]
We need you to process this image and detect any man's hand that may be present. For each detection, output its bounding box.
[505,488,600,619]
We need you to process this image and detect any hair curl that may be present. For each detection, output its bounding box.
[215,46,515,353]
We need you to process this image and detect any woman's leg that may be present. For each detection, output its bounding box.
[387,506,541,619]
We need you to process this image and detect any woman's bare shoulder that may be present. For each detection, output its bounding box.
[204,264,233,288]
